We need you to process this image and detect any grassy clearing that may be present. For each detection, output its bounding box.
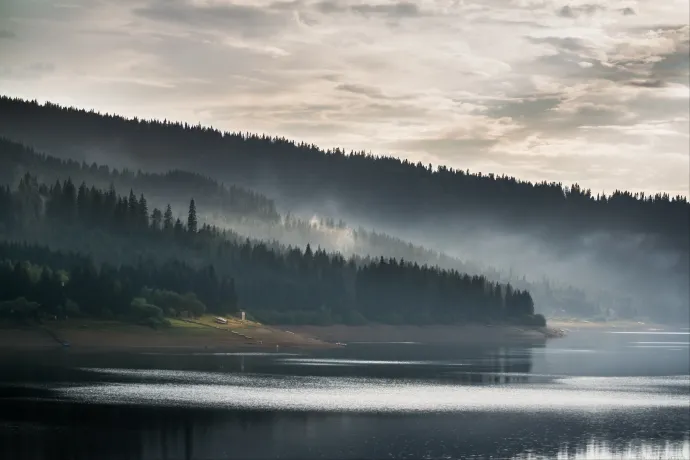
[43,314,259,333]
[167,318,207,329]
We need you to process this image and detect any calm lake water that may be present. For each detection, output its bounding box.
[1,328,689,460]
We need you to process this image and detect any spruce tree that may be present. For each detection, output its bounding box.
[163,204,173,231]
[138,194,149,230]
[187,199,198,233]
[150,208,163,231]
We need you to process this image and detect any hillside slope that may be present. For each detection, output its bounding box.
[0,97,687,323]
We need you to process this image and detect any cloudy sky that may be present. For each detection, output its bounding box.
[1,0,688,196]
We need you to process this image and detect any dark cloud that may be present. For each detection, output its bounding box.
[0,30,16,39]
[335,83,409,100]
[556,6,576,18]
[526,36,590,52]
[351,2,421,17]
[484,97,562,120]
[625,79,667,88]
[556,4,606,18]
[650,51,690,85]
[313,1,339,14]
[134,0,291,37]
[620,7,636,16]
[315,1,422,18]
[526,25,689,88]
[269,0,304,10]
[609,28,689,85]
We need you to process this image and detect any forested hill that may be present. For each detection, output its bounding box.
[0,138,279,223]
[0,97,687,252]
[0,97,687,324]
[0,138,607,319]
[0,174,543,326]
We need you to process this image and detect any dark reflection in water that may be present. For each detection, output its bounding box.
[1,330,689,460]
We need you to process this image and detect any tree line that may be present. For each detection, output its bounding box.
[0,242,237,327]
[0,174,543,326]
[0,137,279,223]
[0,137,603,319]
[0,96,685,254]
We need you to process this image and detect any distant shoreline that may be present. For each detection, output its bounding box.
[278,324,564,345]
[547,319,663,330]
[0,320,564,352]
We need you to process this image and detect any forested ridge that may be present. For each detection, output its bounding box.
[0,138,279,223]
[0,175,543,326]
[0,96,686,324]
[0,138,602,319]
[0,96,686,254]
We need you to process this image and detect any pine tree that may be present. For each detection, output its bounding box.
[187,199,198,234]
[174,218,184,237]
[151,208,163,231]
[163,204,173,231]
[46,180,62,219]
[127,189,138,226]
[62,178,76,221]
[76,182,88,222]
[138,194,149,230]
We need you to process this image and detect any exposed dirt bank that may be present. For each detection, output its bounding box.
[0,318,334,352]
[280,324,564,345]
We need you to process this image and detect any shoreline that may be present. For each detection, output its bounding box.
[278,324,564,345]
[0,320,564,352]
[546,319,666,330]
[0,319,336,353]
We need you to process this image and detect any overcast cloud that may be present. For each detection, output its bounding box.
[1,0,688,195]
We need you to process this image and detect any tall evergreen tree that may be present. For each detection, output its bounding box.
[127,189,138,229]
[163,204,173,231]
[76,182,88,222]
[151,208,163,231]
[187,199,198,234]
[138,194,149,230]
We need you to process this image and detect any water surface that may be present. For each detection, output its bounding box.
[1,327,688,459]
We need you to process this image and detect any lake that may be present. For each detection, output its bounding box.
[1,327,689,459]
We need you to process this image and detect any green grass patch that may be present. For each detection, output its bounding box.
[168,318,207,329]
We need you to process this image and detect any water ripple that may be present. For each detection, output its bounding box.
[61,369,689,414]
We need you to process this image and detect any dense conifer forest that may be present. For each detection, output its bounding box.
[0,243,230,327]
[0,96,686,252]
[0,96,686,324]
[0,175,542,326]
[0,138,604,319]
[0,138,279,223]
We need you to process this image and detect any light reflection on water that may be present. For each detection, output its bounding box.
[514,437,690,460]
[278,358,470,366]
[63,369,688,413]
[607,331,690,335]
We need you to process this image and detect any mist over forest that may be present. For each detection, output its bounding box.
[0,96,688,324]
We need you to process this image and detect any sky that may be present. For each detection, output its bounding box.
[1,0,688,196]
